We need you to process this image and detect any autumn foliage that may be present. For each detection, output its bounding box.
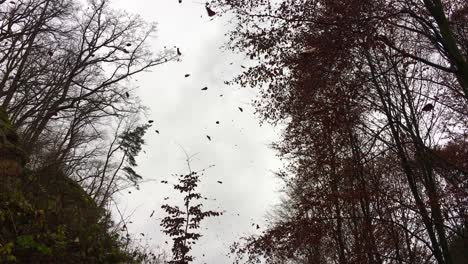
[214,0,468,263]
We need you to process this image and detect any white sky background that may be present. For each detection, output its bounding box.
[111,0,283,262]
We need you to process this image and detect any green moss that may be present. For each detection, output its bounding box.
[0,110,136,263]
[0,165,135,263]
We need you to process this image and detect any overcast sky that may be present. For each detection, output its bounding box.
[111,1,283,263]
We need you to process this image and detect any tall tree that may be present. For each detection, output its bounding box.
[213,0,468,263]
[0,0,175,204]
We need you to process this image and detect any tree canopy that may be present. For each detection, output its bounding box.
[0,0,171,262]
[212,0,468,263]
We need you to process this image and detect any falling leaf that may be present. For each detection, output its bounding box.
[150,210,155,217]
[155,130,159,134]
[217,180,223,184]
[240,65,246,69]
[140,233,145,236]
[422,103,434,111]
[176,47,182,56]
[201,87,208,91]
[301,47,316,54]
[185,74,190,77]
[206,6,216,17]
[206,135,211,141]
[238,107,243,112]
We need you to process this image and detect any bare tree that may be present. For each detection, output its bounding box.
[0,0,176,205]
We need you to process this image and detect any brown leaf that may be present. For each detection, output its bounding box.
[422,103,434,111]
[206,6,216,17]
